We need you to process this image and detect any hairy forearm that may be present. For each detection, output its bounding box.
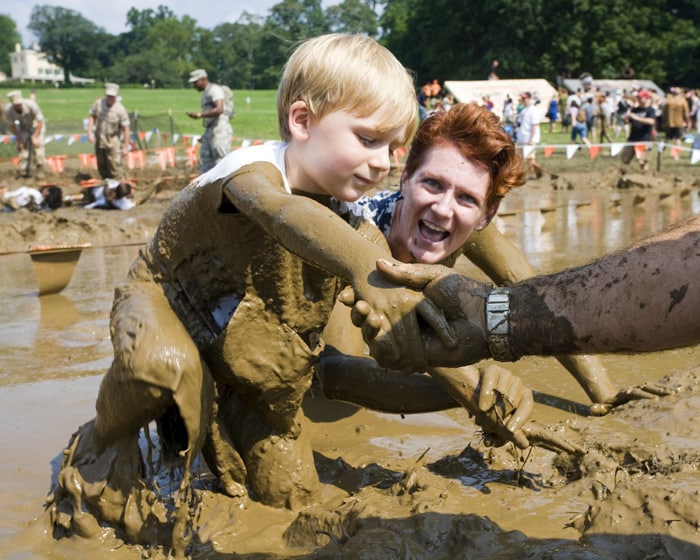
[464,225,618,403]
[509,216,700,355]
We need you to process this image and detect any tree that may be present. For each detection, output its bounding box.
[0,15,22,75]
[111,14,199,87]
[266,0,329,41]
[380,0,700,89]
[27,5,104,84]
[202,14,272,89]
[326,0,379,36]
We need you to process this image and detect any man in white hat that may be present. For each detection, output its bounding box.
[87,82,131,179]
[5,90,46,179]
[187,68,233,173]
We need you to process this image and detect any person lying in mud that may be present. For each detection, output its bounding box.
[319,102,666,426]
[48,34,505,554]
[359,215,700,369]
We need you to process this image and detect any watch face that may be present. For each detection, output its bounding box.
[486,289,514,361]
[486,289,510,334]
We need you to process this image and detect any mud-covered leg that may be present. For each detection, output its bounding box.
[95,281,213,454]
[50,279,214,550]
[220,391,320,510]
[48,419,171,545]
[201,384,249,498]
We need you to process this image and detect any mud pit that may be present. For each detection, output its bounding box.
[1,163,699,559]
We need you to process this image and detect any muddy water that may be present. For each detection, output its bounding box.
[1,184,699,558]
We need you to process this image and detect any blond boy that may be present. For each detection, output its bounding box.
[50,34,450,551]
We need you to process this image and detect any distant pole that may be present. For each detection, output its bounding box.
[132,110,142,150]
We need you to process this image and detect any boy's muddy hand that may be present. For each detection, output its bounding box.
[341,274,458,372]
[589,383,676,416]
[374,259,493,367]
[375,259,455,290]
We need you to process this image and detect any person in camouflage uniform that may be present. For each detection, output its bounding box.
[5,90,46,178]
[87,83,131,179]
[187,69,233,173]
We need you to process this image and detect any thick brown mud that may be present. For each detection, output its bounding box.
[1,165,699,559]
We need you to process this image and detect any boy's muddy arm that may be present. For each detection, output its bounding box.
[376,215,700,363]
[221,162,455,366]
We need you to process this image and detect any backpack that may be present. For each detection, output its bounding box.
[576,108,586,123]
[221,85,235,119]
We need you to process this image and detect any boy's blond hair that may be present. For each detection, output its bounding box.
[277,33,418,145]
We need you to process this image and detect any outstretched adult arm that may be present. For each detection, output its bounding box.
[371,215,700,367]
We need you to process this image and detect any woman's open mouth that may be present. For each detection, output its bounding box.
[418,219,449,243]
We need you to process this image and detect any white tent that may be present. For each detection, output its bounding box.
[444,79,557,122]
[563,78,664,99]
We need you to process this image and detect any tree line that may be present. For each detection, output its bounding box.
[1,0,698,91]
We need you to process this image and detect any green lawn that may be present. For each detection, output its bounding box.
[0,87,695,174]
[0,87,280,158]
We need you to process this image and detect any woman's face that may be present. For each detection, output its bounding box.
[389,143,496,264]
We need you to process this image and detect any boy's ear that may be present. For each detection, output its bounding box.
[476,200,501,231]
[288,100,311,141]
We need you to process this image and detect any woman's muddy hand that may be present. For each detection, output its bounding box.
[589,383,676,416]
[475,364,533,449]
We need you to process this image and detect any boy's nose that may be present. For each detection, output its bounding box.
[369,148,391,173]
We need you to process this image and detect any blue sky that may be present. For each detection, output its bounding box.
[5,1,288,44]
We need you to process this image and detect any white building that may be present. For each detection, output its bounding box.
[8,43,94,84]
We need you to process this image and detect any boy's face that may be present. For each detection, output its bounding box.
[287,105,408,201]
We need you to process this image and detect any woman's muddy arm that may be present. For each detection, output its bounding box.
[462,224,537,285]
[317,348,458,413]
[318,348,533,448]
[322,296,532,444]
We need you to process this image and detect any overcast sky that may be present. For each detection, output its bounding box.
[5,0,290,44]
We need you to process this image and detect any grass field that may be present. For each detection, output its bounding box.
[0,87,280,159]
[0,86,696,174]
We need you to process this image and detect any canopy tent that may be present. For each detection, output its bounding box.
[562,78,664,99]
[444,79,557,122]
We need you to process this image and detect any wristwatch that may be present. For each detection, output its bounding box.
[485,287,516,362]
